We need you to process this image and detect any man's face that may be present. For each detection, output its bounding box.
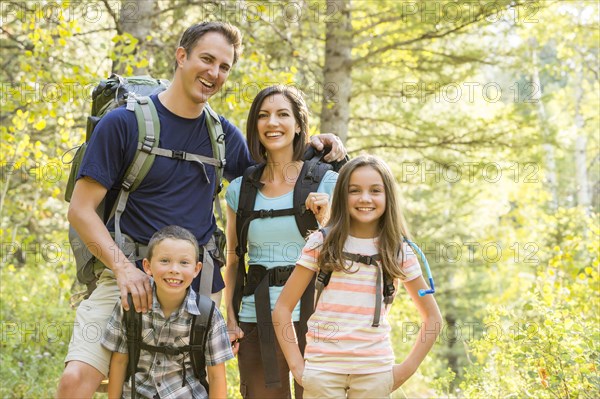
[176,31,234,104]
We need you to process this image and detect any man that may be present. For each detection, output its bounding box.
[56,21,345,398]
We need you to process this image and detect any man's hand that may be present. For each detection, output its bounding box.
[113,261,152,313]
[310,133,347,162]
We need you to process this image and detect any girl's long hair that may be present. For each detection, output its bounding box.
[318,155,411,279]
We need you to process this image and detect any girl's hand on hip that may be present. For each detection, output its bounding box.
[392,362,416,391]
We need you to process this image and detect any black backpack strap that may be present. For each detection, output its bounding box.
[232,164,265,321]
[314,227,332,308]
[343,252,385,327]
[294,153,334,237]
[314,228,395,328]
[190,293,215,394]
[302,144,348,173]
[124,294,141,399]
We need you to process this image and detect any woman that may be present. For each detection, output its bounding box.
[224,85,338,399]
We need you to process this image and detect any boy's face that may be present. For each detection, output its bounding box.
[176,31,234,105]
[143,238,201,299]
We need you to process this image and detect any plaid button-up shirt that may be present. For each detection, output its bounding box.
[102,282,234,399]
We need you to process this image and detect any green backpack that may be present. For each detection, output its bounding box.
[65,74,226,296]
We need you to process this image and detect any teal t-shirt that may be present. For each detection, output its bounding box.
[226,169,338,323]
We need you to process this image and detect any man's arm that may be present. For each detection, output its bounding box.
[106,352,128,399]
[68,176,152,312]
[206,363,227,399]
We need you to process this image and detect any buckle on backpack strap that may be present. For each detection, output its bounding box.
[356,254,376,265]
[269,265,294,286]
[259,209,274,218]
[172,150,185,160]
[141,137,155,153]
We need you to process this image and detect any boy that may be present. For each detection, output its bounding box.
[101,225,233,398]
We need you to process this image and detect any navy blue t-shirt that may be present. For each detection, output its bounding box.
[77,94,253,291]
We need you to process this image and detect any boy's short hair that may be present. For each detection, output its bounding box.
[147,225,200,261]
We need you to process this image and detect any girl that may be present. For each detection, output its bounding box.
[224,85,338,398]
[273,155,442,398]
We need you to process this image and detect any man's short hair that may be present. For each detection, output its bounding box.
[175,21,243,71]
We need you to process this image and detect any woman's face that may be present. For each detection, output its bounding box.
[256,93,300,157]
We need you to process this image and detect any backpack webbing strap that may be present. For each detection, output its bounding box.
[343,253,384,327]
[190,294,215,394]
[204,103,226,220]
[243,263,315,389]
[293,156,333,235]
[232,165,264,321]
[124,292,215,396]
[198,236,217,303]
[313,228,332,308]
[124,294,142,399]
[112,96,160,250]
[232,159,329,322]
[314,229,393,327]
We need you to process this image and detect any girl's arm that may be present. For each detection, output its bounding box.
[272,266,315,385]
[392,275,442,390]
[223,205,243,355]
[107,352,128,399]
[207,363,227,399]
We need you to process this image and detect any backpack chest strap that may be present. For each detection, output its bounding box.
[139,342,203,356]
[141,145,224,185]
[315,252,393,328]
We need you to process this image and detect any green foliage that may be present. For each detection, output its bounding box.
[459,211,600,398]
[1,1,599,397]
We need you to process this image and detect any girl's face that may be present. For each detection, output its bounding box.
[256,93,300,156]
[347,165,386,238]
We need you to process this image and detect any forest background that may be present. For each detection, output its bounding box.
[1,0,599,398]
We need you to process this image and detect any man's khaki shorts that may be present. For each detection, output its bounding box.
[64,269,120,377]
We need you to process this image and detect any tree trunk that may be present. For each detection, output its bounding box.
[320,0,352,143]
[573,60,590,212]
[530,38,558,211]
[113,0,154,75]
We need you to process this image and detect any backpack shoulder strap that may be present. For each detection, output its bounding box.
[110,95,160,249]
[204,103,226,219]
[231,164,265,320]
[190,293,215,394]
[293,157,333,237]
[235,164,266,259]
[124,294,142,399]
[314,227,332,307]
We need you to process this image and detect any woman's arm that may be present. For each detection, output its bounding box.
[272,266,315,385]
[223,205,243,354]
[392,276,442,390]
[107,352,128,399]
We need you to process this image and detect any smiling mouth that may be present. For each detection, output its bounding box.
[265,132,284,138]
[356,207,375,211]
[164,278,183,285]
[197,77,214,88]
